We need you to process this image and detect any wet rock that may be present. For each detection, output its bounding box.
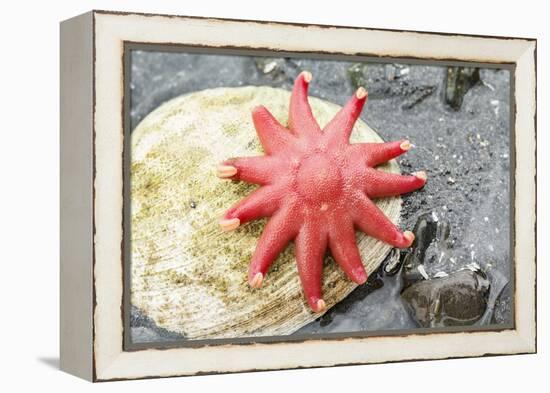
[401,211,452,288]
[399,212,509,328]
[348,63,369,89]
[385,64,397,81]
[443,66,480,110]
[254,57,287,82]
[401,85,436,109]
[385,64,410,81]
[401,269,490,327]
[384,248,402,275]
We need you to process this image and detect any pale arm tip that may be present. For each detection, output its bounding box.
[355,87,368,99]
[413,171,428,181]
[249,272,264,288]
[352,267,368,284]
[220,217,240,231]
[216,164,237,178]
[314,299,326,313]
[403,230,415,246]
[400,140,413,151]
[301,70,312,83]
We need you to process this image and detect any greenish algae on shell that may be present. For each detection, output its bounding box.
[131,86,402,340]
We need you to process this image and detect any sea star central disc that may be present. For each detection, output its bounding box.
[217,71,427,312]
[295,153,342,204]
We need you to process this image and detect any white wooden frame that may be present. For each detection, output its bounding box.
[60,10,536,381]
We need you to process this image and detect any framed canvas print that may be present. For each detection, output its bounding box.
[60,10,537,381]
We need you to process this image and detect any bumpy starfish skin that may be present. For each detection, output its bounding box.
[218,72,426,312]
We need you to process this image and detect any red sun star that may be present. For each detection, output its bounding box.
[217,71,427,312]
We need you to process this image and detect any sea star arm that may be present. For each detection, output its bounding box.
[352,140,411,167]
[322,87,368,146]
[221,186,281,230]
[218,156,282,185]
[252,105,296,154]
[364,169,427,198]
[328,218,368,284]
[247,206,300,288]
[295,220,328,312]
[352,193,414,248]
[288,71,321,138]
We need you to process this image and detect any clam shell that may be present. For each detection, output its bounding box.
[131,86,402,340]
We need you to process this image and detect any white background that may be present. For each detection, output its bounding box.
[0,0,546,391]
